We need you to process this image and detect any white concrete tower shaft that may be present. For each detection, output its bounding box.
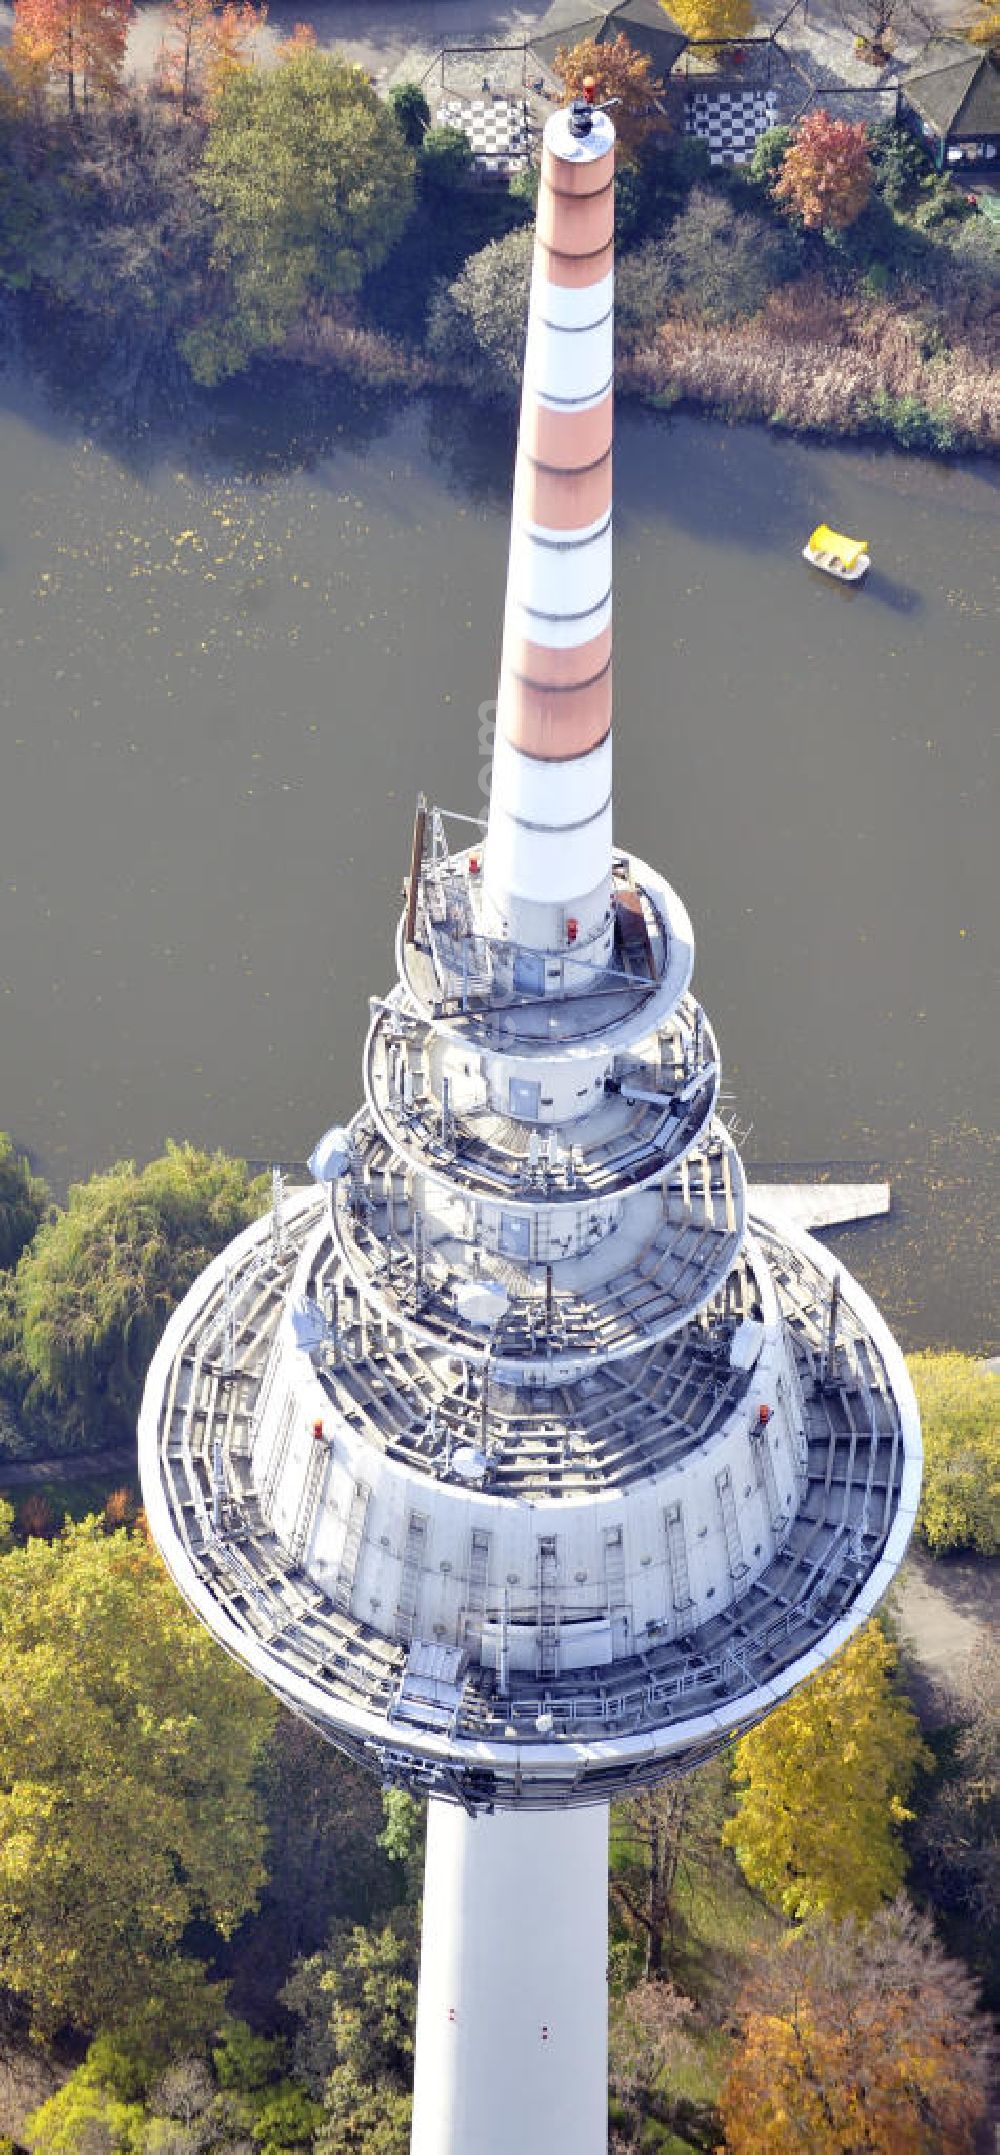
[484,101,615,976]
[411,1800,609,2155]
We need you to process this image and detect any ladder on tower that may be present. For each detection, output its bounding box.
[716,1466,749,1582]
[603,1524,629,1658]
[749,1421,785,1533]
[664,1501,695,1618]
[537,1535,559,1679]
[260,1399,295,1516]
[334,1481,370,1615]
[290,1435,330,1568]
[396,1511,428,1644]
[463,1528,491,1654]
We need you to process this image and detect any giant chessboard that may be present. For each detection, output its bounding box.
[684,87,778,166]
[436,95,531,174]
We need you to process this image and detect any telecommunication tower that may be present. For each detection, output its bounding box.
[139,97,920,2155]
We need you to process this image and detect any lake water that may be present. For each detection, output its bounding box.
[0,371,996,1352]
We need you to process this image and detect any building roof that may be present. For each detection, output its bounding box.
[531,0,689,77]
[901,37,1000,139]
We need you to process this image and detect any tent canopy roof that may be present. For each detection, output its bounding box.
[531,0,689,77]
[901,37,1000,139]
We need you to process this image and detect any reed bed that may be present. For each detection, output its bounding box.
[623,277,1000,451]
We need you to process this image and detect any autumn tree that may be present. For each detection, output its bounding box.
[720,1898,990,2154]
[553,35,665,166]
[0,1518,276,2045]
[10,0,133,111]
[722,1622,929,1920]
[668,0,756,54]
[773,108,874,231]
[158,0,220,112]
[908,1351,999,1554]
[186,47,415,383]
[609,1978,697,2144]
[202,0,266,105]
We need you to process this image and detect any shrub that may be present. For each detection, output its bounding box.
[913,174,978,228]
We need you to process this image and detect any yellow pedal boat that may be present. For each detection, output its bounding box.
[803,524,870,583]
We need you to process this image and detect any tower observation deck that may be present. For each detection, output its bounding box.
[140,96,921,2155]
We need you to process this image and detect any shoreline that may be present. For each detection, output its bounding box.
[5,287,998,464]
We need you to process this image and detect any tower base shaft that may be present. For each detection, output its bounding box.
[411,1798,609,2155]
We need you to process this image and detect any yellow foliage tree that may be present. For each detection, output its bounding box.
[720,1899,989,2155]
[908,1351,999,1554]
[722,1622,929,1920]
[553,34,666,165]
[965,0,1000,45]
[0,1519,276,2045]
[667,0,755,52]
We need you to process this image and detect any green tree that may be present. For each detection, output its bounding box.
[720,1898,989,2154]
[377,1786,426,1907]
[747,122,793,192]
[185,48,415,383]
[227,1714,395,2019]
[25,2058,147,2155]
[426,223,533,397]
[722,1622,929,1920]
[11,1141,266,1448]
[0,1519,276,2043]
[908,1351,999,1553]
[0,1134,48,1272]
[314,1923,416,2155]
[388,80,429,148]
